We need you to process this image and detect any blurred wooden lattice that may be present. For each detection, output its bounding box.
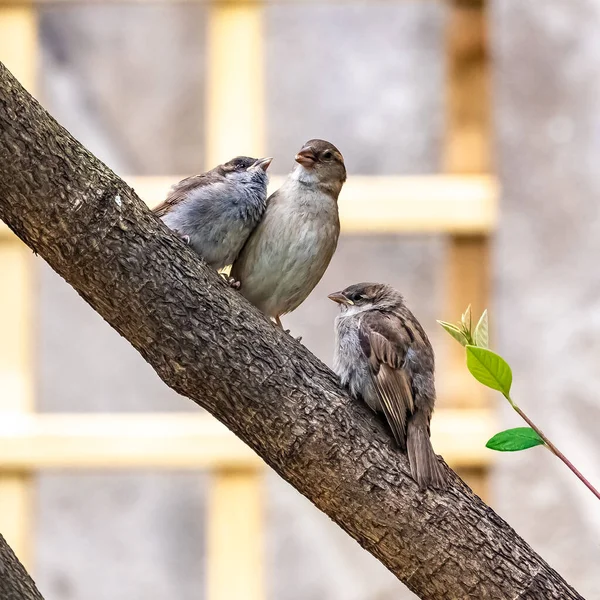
[0,1,496,598]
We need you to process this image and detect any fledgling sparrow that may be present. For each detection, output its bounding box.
[329,282,447,489]
[231,139,346,327]
[153,156,272,273]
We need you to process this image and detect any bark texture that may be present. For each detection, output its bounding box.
[0,534,45,600]
[0,62,584,600]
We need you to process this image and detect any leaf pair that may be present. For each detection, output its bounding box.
[438,309,544,453]
[439,307,600,498]
[465,346,544,451]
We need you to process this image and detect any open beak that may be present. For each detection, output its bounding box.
[249,157,273,172]
[328,292,353,305]
[295,146,317,168]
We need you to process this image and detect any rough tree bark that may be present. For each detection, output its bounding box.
[0,61,585,600]
[0,534,44,600]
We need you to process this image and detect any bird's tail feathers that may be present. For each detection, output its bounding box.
[407,413,447,489]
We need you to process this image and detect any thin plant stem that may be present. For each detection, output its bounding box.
[509,400,600,501]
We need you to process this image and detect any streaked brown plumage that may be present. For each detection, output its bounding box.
[329,282,447,489]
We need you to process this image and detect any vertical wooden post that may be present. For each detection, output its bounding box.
[205,2,265,599]
[0,241,34,566]
[0,4,38,569]
[443,0,491,407]
[443,0,491,497]
[206,470,264,600]
[205,0,265,167]
[0,5,37,93]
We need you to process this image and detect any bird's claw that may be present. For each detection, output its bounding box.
[284,328,302,343]
[180,234,191,245]
[220,273,241,289]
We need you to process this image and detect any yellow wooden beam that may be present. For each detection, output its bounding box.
[1,174,497,237]
[0,242,34,413]
[338,174,497,234]
[0,410,495,470]
[0,414,261,470]
[430,408,494,466]
[444,1,490,175]
[0,173,498,238]
[132,174,498,234]
[205,0,264,167]
[441,0,492,410]
[207,470,264,600]
[69,173,496,236]
[0,5,37,94]
[0,0,464,5]
[0,3,37,570]
[0,223,35,570]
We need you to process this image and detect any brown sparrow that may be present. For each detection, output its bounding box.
[231,140,346,327]
[329,282,447,489]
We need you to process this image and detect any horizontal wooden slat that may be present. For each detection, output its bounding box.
[431,408,494,466]
[0,175,497,238]
[340,174,496,234]
[0,409,495,470]
[0,413,261,470]
[134,173,497,234]
[0,0,484,5]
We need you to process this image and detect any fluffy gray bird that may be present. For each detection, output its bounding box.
[153,155,272,272]
[231,139,346,327]
[329,282,447,489]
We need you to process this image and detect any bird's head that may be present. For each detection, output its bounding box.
[293,139,346,197]
[328,282,404,314]
[219,156,272,185]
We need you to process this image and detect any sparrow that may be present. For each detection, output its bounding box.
[231,139,346,327]
[329,282,447,489]
[153,156,272,273]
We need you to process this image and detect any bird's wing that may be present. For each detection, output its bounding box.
[358,311,415,448]
[152,173,216,217]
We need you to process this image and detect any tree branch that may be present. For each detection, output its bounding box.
[0,534,45,600]
[0,61,584,600]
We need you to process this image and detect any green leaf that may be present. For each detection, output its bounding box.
[466,345,512,396]
[486,427,545,452]
[474,309,489,349]
[437,320,468,347]
[461,304,472,334]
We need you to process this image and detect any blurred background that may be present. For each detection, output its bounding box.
[1,0,600,598]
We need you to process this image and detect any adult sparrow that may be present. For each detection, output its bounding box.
[329,282,446,489]
[231,140,345,326]
[153,156,272,272]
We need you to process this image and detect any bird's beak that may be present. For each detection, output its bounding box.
[295,146,317,168]
[328,292,353,305]
[249,157,273,172]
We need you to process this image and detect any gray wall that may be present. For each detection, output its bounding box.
[493,1,600,597]
[27,1,600,598]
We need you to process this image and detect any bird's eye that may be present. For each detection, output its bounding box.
[347,292,363,303]
[323,151,333,160]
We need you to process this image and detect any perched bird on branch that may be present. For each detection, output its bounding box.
[231,139,346,327]
[153,156,272,276]
[329,282,447,489]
